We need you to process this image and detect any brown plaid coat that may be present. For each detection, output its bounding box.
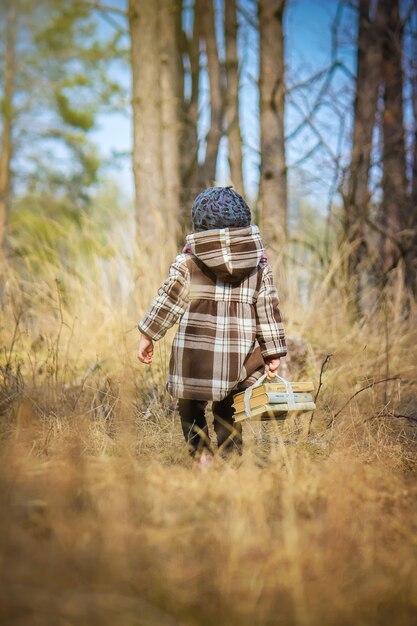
[138,225,287,401]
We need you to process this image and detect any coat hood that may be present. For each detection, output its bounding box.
[186,225,265,283]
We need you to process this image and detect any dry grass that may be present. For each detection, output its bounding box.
[1,253,417,626]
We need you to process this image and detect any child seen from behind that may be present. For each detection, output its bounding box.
[137,186,287,465]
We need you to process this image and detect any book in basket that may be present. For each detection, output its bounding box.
[233,391,314,414]
[233,381,314,406]
[233,401,316,423]
[232,373,316,422]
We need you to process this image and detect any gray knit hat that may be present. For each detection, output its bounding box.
[191,186,251,231]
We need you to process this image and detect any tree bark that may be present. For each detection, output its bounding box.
[406,14,417,296]
[225,0,244,195]
[180,0,202,229]
[345,0,383,310]
[258,0,287,247]
[199,0,223,187]
[379,0,407,275]
[410,9,417,219]
[413,69,417,211]
[159,0,182,242]
[0,0,17,267]
[128,0,181,268]
[129,0,163,244]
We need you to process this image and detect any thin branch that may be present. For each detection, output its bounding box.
[98,12,126,32]
[401,1,416,28]
[288,60,355,95]
[236,2,257,30]
[288,141,322,168]
[286,62,352,144]
[307,354,333,436]
[5,311,23,374]
[329,376,402,425]
[364,215,405,251]
[364,411,417,424]
[289,236,326,266]
[331,0,345,60]
[77,1,127,16]
[287,99,338,161]
[314,354,333,404]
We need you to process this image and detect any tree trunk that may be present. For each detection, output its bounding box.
[225,0,244,196]
[406,15,417,296]
[409,5,417,209]
[179,0,202,230]
[128,0,181,269]
[258,0,287,248]
[345,0,383,311]
[129,0,163,245]
[159,0,182,243]
[0,0,17,268]
[199,0,223,187]
[413,74,417,211]
[379,0,407,275]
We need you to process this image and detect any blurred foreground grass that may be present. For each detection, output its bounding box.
[0,258,417,626]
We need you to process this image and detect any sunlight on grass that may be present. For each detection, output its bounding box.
[1,246,416,626]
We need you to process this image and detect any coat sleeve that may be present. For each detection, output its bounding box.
[138,254,190,341]
[255,264,287,360]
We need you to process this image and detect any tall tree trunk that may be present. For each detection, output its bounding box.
[199,0,223,187]
[180,0,202,230]
[128,0,181,269]
[225,0,244,195]
[0,0,17,268]
[345,0,383,311]
[413,64,417,210]
[410,5,417,208]
[379,0,407,275]
[129,0,163,246]
[406,16,417,296]
[413,73,417,209]
[159,0,182,243]
[258,0,287,247]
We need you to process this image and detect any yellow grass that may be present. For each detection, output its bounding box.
[0,248,416,626]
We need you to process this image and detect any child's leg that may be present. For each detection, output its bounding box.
[178,399,212,457]
[212,392,243,456]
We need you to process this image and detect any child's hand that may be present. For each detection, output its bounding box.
[137,333,154,364]
[265,358,280,374]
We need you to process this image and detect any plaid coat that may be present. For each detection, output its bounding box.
[138,225,287,401]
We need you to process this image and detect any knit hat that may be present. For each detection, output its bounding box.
[191,186,251,231]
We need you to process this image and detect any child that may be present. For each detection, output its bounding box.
[137,186,287,463]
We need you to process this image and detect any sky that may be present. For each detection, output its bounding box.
[90,1,359,215]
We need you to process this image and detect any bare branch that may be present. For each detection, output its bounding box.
[314,354,333,404]
[329,376,402,425]
[364,215,404,251]
[307,354,333,435]
[287,99,338,162]
[286,62,352,143]
[236,3,257,30]
[364,411,417,424]
[77,1,128,16]
[288,141,322,168]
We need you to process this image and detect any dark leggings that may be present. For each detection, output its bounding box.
[178,392,243,457]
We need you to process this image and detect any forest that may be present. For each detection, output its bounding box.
[0,0,417,625]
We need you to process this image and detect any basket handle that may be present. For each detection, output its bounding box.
[243,367,296,417]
